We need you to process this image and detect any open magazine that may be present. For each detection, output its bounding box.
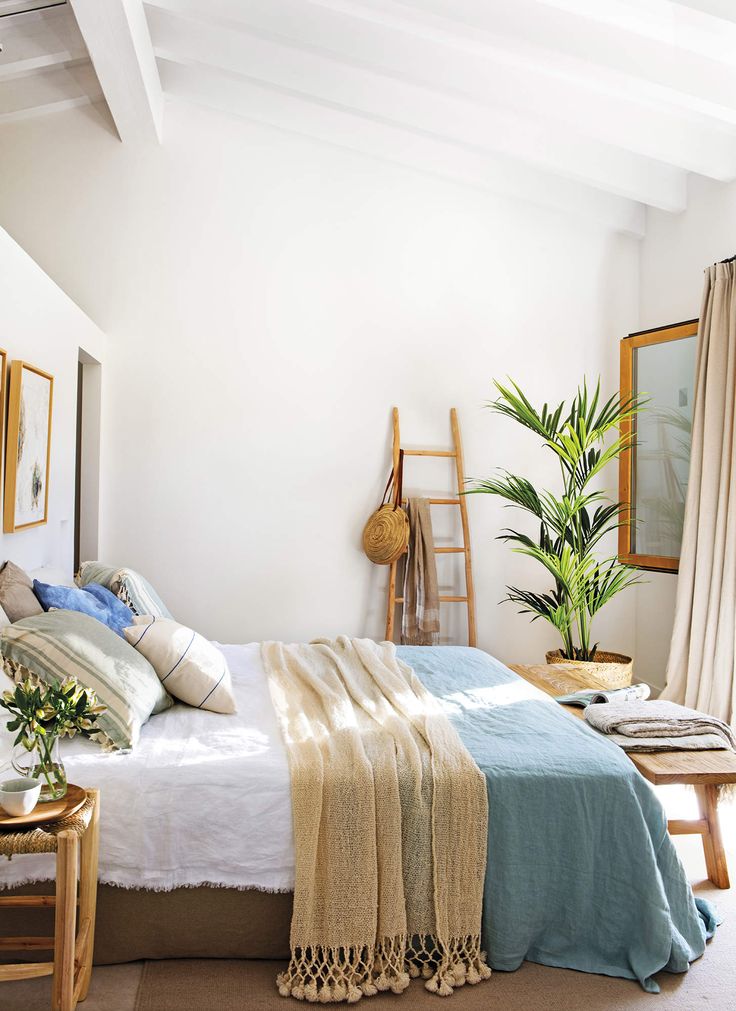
[555,683,651,708]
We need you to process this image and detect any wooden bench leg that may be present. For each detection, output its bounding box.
[695,784,730,889]
[76,790,100,1003]
[53,830,79,1011]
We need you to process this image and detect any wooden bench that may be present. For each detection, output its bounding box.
[510,664,736,889]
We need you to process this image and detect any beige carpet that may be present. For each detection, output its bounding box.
[135,959,250,1010]
[140,795,736,1011]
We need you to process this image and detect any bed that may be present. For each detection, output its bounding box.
[0,642,716,992]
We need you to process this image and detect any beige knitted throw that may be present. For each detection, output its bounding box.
[262,636,490,1004]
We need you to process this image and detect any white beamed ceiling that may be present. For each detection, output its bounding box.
[3,0,736,235]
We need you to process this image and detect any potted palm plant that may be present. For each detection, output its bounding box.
[468,378,644,688]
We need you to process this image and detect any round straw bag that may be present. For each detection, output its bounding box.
[363,450,409,565]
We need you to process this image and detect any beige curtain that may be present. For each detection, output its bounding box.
[662,259,736,724]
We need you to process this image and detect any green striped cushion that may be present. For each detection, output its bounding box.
[0,610,172,750]
[75,561,119,590]
[76,561,173,619]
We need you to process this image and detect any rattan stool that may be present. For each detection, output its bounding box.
[0,788,100,1010]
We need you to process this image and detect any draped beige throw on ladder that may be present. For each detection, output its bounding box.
[402,498,440,646]
[262,636,490,1004]
[663,259,736,724]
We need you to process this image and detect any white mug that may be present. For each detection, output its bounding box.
[0,777,42,817]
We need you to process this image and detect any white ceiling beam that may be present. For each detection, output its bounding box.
[145,0,736,180]
[0,8,87,79]
[418,0,736,66]
[69,0,162,143]
[530,0,736,63]
[158,57,645,238]
[148,9,687,211]
[0,60,101,122]
[672,0,736,20]
[334,0,736,127]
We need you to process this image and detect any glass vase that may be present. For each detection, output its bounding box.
[12,732,68,802]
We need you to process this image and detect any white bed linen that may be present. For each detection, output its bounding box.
[0,643,295,892]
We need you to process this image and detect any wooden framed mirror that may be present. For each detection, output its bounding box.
[619,320,698,572]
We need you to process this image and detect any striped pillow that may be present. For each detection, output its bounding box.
[124,616,236,715]
[0,610,172,750]
[76,561,173,619]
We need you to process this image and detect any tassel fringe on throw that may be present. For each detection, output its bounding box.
[276,934,491,1003]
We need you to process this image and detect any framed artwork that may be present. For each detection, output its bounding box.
[0,349,7,462]
[3,361,54,534]
[619,319,698,573]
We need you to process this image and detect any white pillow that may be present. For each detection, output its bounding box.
[123,616,236,714]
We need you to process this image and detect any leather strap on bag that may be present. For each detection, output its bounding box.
[394,449,404,511]
[380,449,404,510]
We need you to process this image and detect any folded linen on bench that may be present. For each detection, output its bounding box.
[261,636,490,1003]
[585,699,736,751]
[594,731,728,752]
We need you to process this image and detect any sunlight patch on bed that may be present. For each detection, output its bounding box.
[441,680,546,713]
[59,726,285,769]
[166,730,281,765]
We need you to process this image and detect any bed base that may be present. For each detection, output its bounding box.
[0,884,292,964]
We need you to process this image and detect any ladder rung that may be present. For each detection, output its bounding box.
[668,818,708,836]
[403,450,456,457]
[434,547,466,553]
[395,595,468,604]
[402,498,460,506]
[0,962,54,981]
[0,937,55,951]
[0,896,56,908]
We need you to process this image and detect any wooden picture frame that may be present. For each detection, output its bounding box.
[3,361,54,534]
[619,319,698,573]
[0,349,7,466]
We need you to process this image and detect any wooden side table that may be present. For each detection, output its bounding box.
[0,788,100,1010]
[510,663,736,889]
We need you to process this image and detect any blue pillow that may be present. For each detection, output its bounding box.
[80,583,136,634]
[33,580,134,638]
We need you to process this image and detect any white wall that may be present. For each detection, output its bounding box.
[635,174,736,689]
[0,227,105,577]
[641,176,736,325]
[0,101,639,663]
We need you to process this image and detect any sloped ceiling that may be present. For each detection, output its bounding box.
[2,0,736,236]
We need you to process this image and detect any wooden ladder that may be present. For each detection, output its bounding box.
[385,407,477,646]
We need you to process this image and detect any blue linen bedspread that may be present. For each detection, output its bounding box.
[397,646,718,992]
